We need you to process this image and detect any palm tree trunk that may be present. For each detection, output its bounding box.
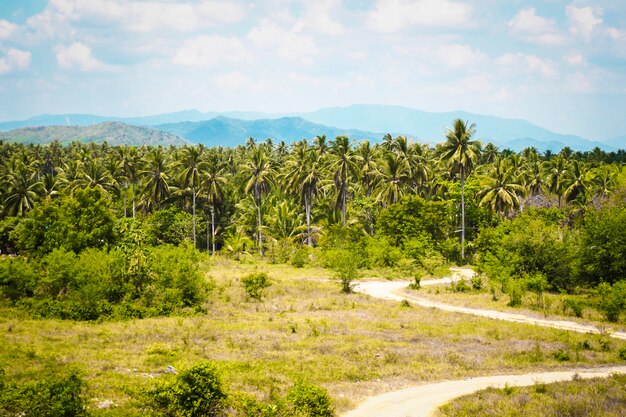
[256,184,263,256]
[305,193,312,246]
[211,205,216,255]
[461,168,465,260]
[192,185,196,248]
[123,187,127,217]
[132,183,136,218]
[342,182,347,226]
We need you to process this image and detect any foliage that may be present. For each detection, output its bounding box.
[325,248,359,293]
[147,361,226,417]
[241,272,271,301]
[596,281,626,322]
[0,367,89,417]
[144,206,193,246]
[283,381,334,417]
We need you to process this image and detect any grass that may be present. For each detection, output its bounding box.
[439,373,626,417]
[2,256,626,415]
[410,274,625,332]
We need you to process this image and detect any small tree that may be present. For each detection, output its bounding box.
[326,249,359,293]
[241,272,271,301]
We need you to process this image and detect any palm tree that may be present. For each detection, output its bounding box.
[120,146,141,218]
[477,157,525,218]
[285,143,324,246]
[355,140,379,197]
[546,156,567,208]
[178,146,207,247]
[439,119,481,259]
[375,153,410,206]
[329,136,360,226]
[243,147,274,255]
[140,147,170,213]
[3,163,44,216]
[563,160,589,204]
[202,155,228,254]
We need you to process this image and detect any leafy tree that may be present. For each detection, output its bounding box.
[243,147,274,255]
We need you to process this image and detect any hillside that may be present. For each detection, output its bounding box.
[0,122,188,146]
[156,116,384,145]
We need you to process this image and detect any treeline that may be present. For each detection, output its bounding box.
[0,119,625,319]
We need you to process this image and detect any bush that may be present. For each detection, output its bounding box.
[563,297,585,318]
[241,273,271,301]
[325,249,359,293]
[283,381,334,417]
[292,247,309,268]
[471,275,483,291]
[0,256,38,301]
[452,280,471,293]
[0,367,89,417]
[619,346,626,361]
[148,361,226,417]
[596,282,626,322]
[507,280,524,307]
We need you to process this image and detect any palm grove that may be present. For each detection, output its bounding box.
[1,119,626,321]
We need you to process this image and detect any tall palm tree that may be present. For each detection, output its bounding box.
[355,140,379,197]
[178,146,207,247]
[329,136,360,226]
[243,147,274,255]
[140,147,170,213]
[375,153,410,206]
[546,155,567,208]
[202,155,228,254]
[563,160,589,204]
[439,119,481,259]
[285,143,323,246]
[3,163,44,216]
[477,157,525,218]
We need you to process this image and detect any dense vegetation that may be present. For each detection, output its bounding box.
[1,120,625,320]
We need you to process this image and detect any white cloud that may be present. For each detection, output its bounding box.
[508,8,565,46]
[248,21,317,65]
[0,48,32,74]
[214,71,250,90]
[0,19,18,40]
[497,53,557,77]
[437,44,486,68]
[368,0,472,32]
[606,27,626,41]
[293,0,344,35]
[173,35,247,68]
[564,53,585,66]
[30,0,245,35]
[56,42,109,71]
[566,3,602,41]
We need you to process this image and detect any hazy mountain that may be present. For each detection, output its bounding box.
[156,116,383,146]
[296,104,614,152]
[0,122,188,146]
[0,104,618,152]
[603,136,626,150]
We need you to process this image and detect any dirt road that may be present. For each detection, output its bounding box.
[353,269,626,340]
[345,269,626,416]
[342,366,626,417]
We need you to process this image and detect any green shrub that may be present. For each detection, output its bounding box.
[452,280,470,293]
[241,273,271,301]
[325,249,359,293]
[283,381,334,417]
[552,349,571,361]
[618,346,626,361]
[563,297,585,318]
[470,275,483,291]
[507,280,524,307]
[292,247,308,268]
[148,361,226,417]
[0,256,38,301]
[0,367,89,417]
[409,273,421,290]
[596,282,626,322]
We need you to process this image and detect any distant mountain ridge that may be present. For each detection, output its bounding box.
[0,105,623,152]
[0,122,188,146]
[155,116,384,146]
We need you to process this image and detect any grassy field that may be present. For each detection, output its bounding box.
[2,256,626,415]
[411,275,625,332]
[439,373,626,417]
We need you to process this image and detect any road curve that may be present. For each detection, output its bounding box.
[353,277,626,340]
[341,366,626,417]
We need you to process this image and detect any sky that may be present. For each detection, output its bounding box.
[0,0,625,141]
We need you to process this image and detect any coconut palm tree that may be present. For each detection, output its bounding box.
[439,119,481,259]
[178,146,207,247]
[563,160,589,204]
[243,147,274,255]
[140,147,171,213]
[2,163,44,216]
[546,156,568,208]
[477,157,525,219]
[202,155,228,254]
[329,136,360,226]
[375,153,411,206]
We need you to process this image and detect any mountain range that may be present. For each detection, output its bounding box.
[0,105,623,152]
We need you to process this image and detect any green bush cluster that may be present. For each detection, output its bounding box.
[241,272,271,301]
[0,367,89,417]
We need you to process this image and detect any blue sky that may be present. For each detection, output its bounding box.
[0,0,625,140]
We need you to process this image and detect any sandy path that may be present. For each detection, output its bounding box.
[342,366,626,417]
[353,269,626,340]
[345,269,626,416]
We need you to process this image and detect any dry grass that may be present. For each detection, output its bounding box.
[2,256,625,415]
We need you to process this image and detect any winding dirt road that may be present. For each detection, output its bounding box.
[342,269,626,416]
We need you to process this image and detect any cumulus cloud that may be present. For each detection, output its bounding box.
[293,0,344,35]
[508,7,565,46]
[30,0,245,35]
[497,53,557,77]
[173,35,247,68]
[56,42,110,71]
[367,0,472,32]
[214,71,250,90]
[437,44,486,68]
[0,19,18,40]
[606,27,626,41]
[248,21,317,65]
[0,48,32,74]
[566,3,602,41]
[564,53,585,66]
